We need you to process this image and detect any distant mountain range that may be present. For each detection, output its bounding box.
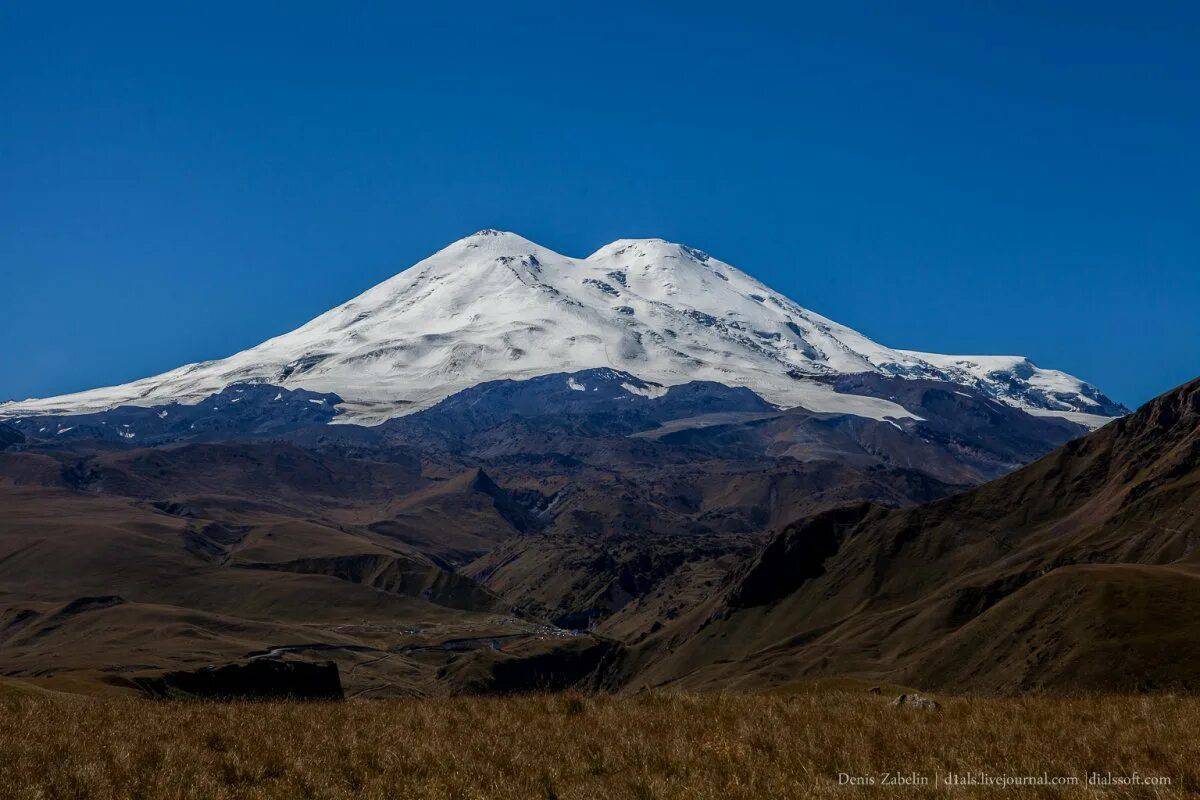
[1,230,1126,426]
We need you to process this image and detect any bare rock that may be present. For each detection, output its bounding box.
[891,693,941,710]
[133,658,343,700]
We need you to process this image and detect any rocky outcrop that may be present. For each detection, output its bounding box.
[134,659,343,700]
[891,693,941,710]
[440,636,622,694]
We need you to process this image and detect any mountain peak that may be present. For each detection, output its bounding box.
[0,231,1127,428]
[587,238,710,264]
[440,229,543,253]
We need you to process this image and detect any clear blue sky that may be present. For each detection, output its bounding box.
[2,3,1197,408]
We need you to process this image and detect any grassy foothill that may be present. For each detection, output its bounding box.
[1,686,1196,799]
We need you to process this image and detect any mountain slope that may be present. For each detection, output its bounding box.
[638,373,1088,485]
[1,230,1125,425]
[624,376,1200,694]
[0,367,1090,690]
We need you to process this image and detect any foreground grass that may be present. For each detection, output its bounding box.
[1,690,1197,799]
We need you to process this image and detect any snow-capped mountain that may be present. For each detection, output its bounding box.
[1,230,1127,426]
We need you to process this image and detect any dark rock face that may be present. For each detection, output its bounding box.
[6,383,341,446]
[0,423,23,449]
[727,503,876,609]
[441,637,622,694]
[466,468,547,533]
[488,639,621,693]
[134,659,343,700]
[387,368,777,442]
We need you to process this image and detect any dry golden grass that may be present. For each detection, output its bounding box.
[1,689,1197,799]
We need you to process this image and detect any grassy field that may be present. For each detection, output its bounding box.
[1,685,1197,799]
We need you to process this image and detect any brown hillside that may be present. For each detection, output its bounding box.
[626,378,1200,694]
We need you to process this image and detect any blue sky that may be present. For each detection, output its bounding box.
[2,2,1196,408]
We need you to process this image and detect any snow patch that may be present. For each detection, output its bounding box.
[1023,407,1118,430]
[621,382,668,399]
